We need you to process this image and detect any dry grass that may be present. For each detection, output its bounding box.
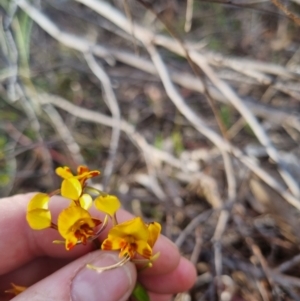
[1,0,300,300]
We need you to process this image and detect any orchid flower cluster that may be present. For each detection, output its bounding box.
[26,165,161,271]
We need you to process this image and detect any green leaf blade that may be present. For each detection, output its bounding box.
[132,282,150,301]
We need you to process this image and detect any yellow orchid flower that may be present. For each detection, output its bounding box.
[57,206,101,250]
[101,217,153,259]
[26,193,52,230]
[88,217,161,272]
[55,165,100,186]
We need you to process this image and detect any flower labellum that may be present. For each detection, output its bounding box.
[57,206,101,250]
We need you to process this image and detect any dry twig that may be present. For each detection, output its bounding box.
[84,53,121,189]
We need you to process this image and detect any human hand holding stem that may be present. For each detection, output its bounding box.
[0,166,196,301]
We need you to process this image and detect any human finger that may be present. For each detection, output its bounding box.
[148,292,173,301]
[0,257,69,291]
[139,257,197,294]
[7,251,136,301]
[0,193,95,275]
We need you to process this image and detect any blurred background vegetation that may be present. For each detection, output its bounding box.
[1,0,300,300]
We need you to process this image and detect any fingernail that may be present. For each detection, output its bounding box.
[71,252,135,301]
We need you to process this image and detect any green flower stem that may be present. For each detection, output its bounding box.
[50,222,58,230]
[48,189,61,197]
[112,212,118,226]
[84,186,106,196]
[131,282,150,301]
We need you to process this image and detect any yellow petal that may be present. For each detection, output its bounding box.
[61,178,82,200]
[55,166,73,179]
[26,208,51,230]
[27,193,50,210]
[94,194,121,216]
[57,206,95,239]
[79,194,93,210]
[108,217,149,241]
[136,240,152,259]
[147,222,161,247]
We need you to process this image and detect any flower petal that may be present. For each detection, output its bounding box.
[61,178,82,200]
[26,208,51,230]
[94,194,121,216]
[79,194,93,210]
[147,222,161,247]
[108,217,149,241]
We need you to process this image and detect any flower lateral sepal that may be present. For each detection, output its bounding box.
[86,254,131,272]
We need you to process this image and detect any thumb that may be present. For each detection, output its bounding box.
[13,251,137,301]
